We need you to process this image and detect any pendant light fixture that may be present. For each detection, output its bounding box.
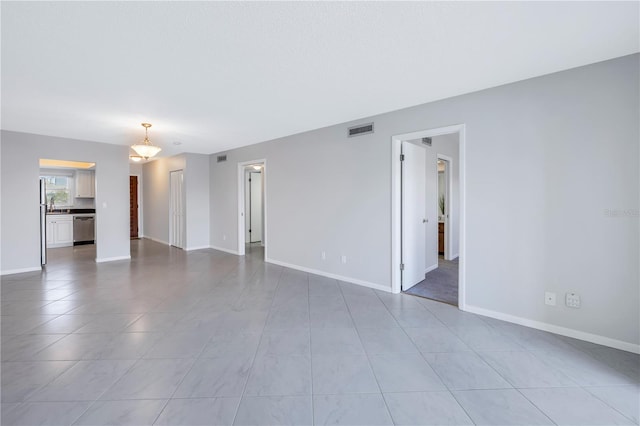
[131,123,161,159]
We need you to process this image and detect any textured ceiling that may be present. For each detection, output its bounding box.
[2,1,638,157]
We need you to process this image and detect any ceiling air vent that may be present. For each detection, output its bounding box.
[422,137,432,146]
[217,154,227,163]
[348,122,374,137]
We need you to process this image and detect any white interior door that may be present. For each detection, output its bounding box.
[244,171,263,243]
[441,159,449,259]
[250,172,262,243]
[170,170,185,249]
[402,141,427,291]
[245,172,251,243]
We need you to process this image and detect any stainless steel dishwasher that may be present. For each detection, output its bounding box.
[73,214,95,245]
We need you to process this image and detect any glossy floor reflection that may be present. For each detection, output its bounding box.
[2,239,639,425]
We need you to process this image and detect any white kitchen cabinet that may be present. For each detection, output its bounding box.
[46,215,73,248]
[46,220,54,245]
[76,170,95,198]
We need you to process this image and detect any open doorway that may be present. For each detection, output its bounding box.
[406,152,460,305]
[437,153,457,262]
[245,167,263,242]
[391,125,465,309]
[129,175,140,239]
[244,166,263,258]
[38,158,97,268]
[237,159,267,259]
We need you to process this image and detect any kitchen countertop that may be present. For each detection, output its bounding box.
[47,208,95,215]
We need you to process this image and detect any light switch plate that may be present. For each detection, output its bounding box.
[566,293,581,308]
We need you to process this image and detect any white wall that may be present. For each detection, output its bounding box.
[210,128,391,288]
[184,153,210,250]
[209,54,639,349]
[129,163,143,175]
[142,153,210,249]
[1,131,130,272]
[142,155,185,244]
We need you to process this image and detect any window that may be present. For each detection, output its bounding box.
[41,175,71,207]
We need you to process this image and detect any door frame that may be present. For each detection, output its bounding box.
[245,170,264,244]
[129,174,143,238]
[237,159,267,258]
[400,140,427,292]
[169,169,185,249]
[437,153,453,260]
[391,124,467,310]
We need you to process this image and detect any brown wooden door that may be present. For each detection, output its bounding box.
[129,176,139,238]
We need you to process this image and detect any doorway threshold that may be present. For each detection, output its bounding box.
[404,257,459,306]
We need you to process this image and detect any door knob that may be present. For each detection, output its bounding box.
[423,218,427,223]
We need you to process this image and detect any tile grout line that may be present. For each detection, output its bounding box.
[77,323,184,422]
[511,387,559,426]
[339,282,395,425]
[229,261,284,426]
[381,291,530,426]
[372,289,479,425]
[306,272,314,426]
[581,385,640,423]
[149,258,268,424]
[418,305,562,425]
[146,332,217,424]
[60,358,143,425]
[3,242,638,425]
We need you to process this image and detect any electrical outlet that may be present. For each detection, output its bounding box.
[545,291,556,306]
[321,251,326,260]
[222,234,226,241]
[566,292,581,308]
[341,255,347,264]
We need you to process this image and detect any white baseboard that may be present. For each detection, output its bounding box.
[209,245,240,255]
[95,256,131,263]
[424,263,438,274]
[265,257,391,293]
[465,304,640,354]
[144,237,208,252]
[1,266,41,276]
[143,236,169,246]
[185,246,210,252]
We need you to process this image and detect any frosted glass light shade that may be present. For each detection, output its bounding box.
[131,144,161,158]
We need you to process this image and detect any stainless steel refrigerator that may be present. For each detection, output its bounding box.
[40,178,47,265]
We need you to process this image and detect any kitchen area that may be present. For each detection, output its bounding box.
[39,159,96,265]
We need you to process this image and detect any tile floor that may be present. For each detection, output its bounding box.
[1,239,638,425]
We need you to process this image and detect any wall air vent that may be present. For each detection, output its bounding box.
[217,155,227,163]
[422,137,432,146]
[348,123,374,137]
